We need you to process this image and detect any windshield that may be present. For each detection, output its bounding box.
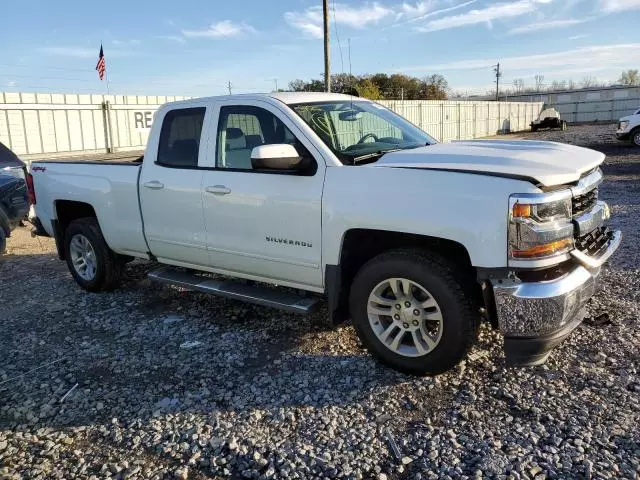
[290,101,437,164]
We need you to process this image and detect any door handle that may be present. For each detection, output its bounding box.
[206,185,231,195]
[143,181,164,190]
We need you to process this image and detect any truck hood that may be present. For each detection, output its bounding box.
[372,140,604,187]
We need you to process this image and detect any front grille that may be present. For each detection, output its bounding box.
[575,226,611,256]
[572,188,598,217]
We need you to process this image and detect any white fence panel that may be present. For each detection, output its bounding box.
[505,86,640,123]
[1,92,542,158]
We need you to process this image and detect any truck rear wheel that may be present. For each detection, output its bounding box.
[64,217,121,292]
[349,250,478,375]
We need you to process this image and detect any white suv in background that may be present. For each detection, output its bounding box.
[616,107,640,147]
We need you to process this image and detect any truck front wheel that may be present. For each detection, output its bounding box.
[64,217,122,292]
[632,128,640,147]
[349,250,478,375]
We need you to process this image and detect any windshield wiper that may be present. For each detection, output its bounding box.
[351,148,403,163]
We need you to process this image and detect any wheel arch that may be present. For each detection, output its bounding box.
[53,200,98,259]
[325,228,476,324]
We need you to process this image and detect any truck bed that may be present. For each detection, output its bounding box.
[30,159,148,258]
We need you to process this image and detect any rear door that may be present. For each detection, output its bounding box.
[139,103,211,267]
[201,100,325,290]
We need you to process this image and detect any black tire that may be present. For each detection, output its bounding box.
[349,250,479,375]
[632,127,640,147]
[63,217,122,292]
[531,125,538,132]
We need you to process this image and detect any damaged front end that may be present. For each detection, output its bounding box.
[484,169,622,366]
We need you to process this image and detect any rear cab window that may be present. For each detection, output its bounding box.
[156,107,206,168]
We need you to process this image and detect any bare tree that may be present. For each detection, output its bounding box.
[568,79,576,90]
[581,75,597,88]
[513,78,525,94]
[534,74,545,92]
[550,80,567,91]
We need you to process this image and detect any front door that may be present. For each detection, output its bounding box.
[201,101,324,289]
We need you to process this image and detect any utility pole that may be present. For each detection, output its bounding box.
[274,79,278,92]
[227,81,232,95]
[323,0,331,92]
[494,63,501,101]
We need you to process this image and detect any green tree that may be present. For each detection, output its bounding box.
[288,79,307,91]
[287,72,449,100]
[355,78,382,100]
[618,69,639,86]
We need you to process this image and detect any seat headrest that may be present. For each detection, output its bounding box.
[226,128,246,149]
[170,139,199,165]
[226,128,244,140]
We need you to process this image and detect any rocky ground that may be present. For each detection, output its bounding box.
[1,124,638,480]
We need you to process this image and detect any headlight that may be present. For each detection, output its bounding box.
[619,121,629,130]
[509,192,574,261]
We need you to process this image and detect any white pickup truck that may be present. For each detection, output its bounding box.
[30,92,621,375]
[616,107,640,146]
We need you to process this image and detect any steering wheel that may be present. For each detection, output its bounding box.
[357,133,379,144]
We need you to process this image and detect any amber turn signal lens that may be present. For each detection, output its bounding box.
[512,203,532,218]
[511,238,573,258]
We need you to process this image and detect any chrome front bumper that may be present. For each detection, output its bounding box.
[493,230,621,365]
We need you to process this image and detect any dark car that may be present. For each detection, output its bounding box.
[530,107,567,132]
[0,142,30,253]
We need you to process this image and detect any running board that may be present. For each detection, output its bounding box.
[148,267,320,314]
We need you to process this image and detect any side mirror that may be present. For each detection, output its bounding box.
[251,144,302,171]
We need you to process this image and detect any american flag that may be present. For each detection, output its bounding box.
[96,45,106,81]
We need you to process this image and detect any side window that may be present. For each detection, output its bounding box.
[216,106,300,170]
[157,107,205,167]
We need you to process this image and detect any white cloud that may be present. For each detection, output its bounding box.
[508,17,593,34]
[415,0,549,33]
[284,10,324,39]
[397,0,478,22]
[182,20,256,38]
[285,2,393,38]
[600,0,640,12]
[398,1,436,18]
[400,44,640,73]
[568,33,589,40]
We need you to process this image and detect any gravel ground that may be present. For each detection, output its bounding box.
[1,124,639,480]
